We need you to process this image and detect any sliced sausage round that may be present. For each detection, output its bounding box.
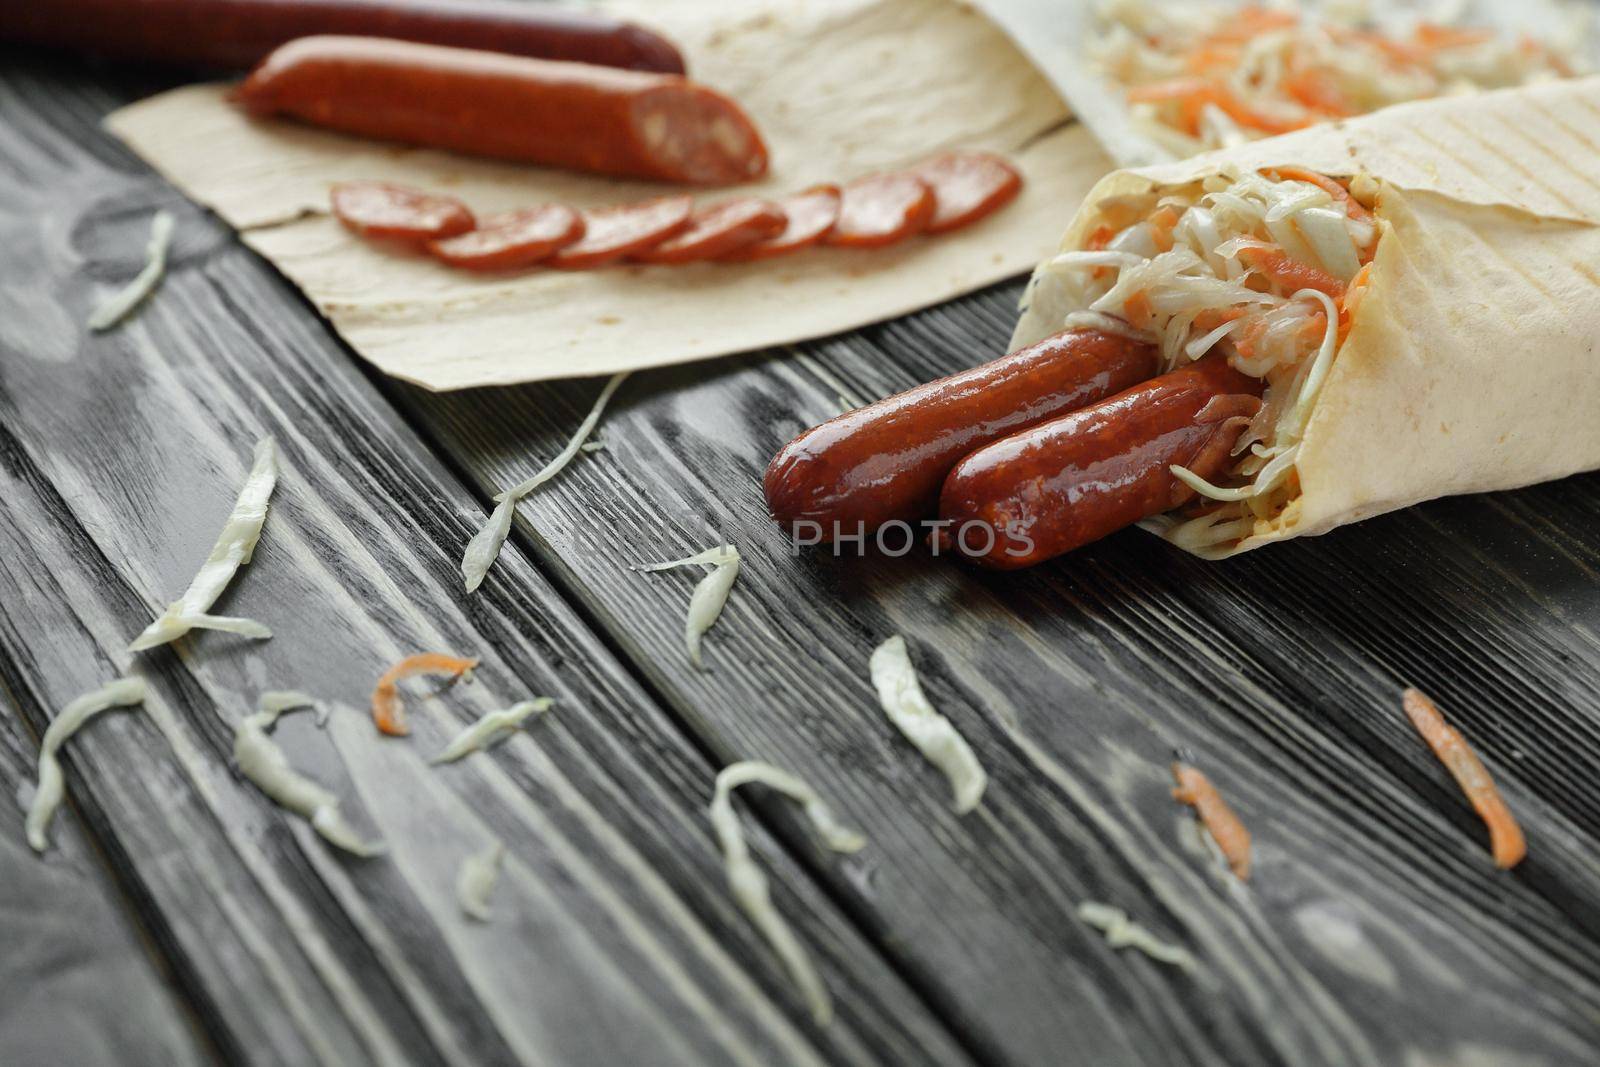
[427,205,585,270]
[633,198,786,264]
[547,196,694,269]
[826,173,935,249]
[913,151,1023,234]
[331,180,474,242]
[721,184,841,262]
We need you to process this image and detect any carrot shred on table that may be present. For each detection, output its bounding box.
[1172,762,1252,881]
[1401,689,1527,869]
[371,652,479,736]
[1236,243,1346,299]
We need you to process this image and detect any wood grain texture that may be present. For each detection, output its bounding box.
[0,62,969,1067]
[10,13,1600,1067]
[0,656,211,1067]
[399,275,1600,1065]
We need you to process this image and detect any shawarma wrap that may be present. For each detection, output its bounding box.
[1012,75,1600,557]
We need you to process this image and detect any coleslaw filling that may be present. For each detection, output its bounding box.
[1094,0,1575,153]
[1029,166,1380,555]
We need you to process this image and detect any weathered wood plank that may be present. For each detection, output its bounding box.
[0,63,970,1067]
[0,644,212,1067]
[397,252,1600,1063]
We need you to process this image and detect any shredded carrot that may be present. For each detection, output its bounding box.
[1401,689,1526,869]
[1084,224,1116,251]
[1338,262,1373,341]
[1299,310,1328,342]
[1232,316,1269,359]
[1148,206,1180,252]
[1236,243,1346,299]
[1122,289,1155,331]
[1364,32,1432,68]
[1172,762,1252,881]
[1282,68,1351,117]
[371,652,479,736]
[1206,84,1314,136]
[1201,7,1296,45]
[1127,78,1310,138]
[1414,23,1493,50]
[1126,77,1211,104]
[1265,167,1372,224]
[1193,306,1249,332]
[1185,44,1241,75]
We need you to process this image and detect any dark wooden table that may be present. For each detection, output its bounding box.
[5,38,1600,1067]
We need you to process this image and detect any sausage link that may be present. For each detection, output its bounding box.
[764,328,1160,540]
[937,354,1264,569]
[0,0,685,73]
[237,36,765,184]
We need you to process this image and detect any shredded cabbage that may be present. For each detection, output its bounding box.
[129,437,277,652]
[709,761,865,1024]
[636,545,740,671]
[233,692,384,857]
[1077,901,1200,972]
[868,636,987,814]
[88,210,175,332]
[1094,0,1577,153]
[431,698,553,765]
[456,841,506,922]
[26,677,147,852]
[1034,167,1380,554]
[462,372,629,593]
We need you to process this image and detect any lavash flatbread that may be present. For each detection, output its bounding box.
[103,0,1114,391]
[1013,77,1600,554]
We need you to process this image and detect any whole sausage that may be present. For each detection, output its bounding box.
[936,354,1264,569]
[237,36,766,184]
[764,328,1160,541]
[0,0,685,73]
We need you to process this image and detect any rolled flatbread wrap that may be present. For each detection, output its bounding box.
[1012,77,1600,557]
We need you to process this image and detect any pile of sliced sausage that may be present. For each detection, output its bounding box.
[329,149,1023,272]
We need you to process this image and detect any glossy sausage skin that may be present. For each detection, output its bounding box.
[764,328,1160,541]
[937,354,1264,569]
[0,0,685,73]
[237,37,765,184]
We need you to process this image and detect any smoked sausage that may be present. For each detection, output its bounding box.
[721,184,840,261]
[633,198,786,264]
[237,36,767,184]
[936,354,1264,569]
[764,328,1160,541]
[912,151,1023,234]
[0,0,685,73]
[330,180,474,241]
